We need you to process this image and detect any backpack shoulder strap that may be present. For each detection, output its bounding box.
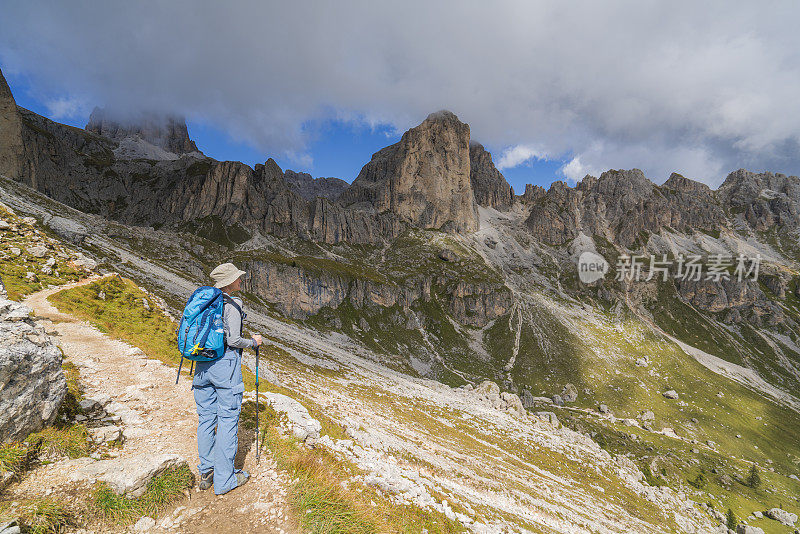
[221,294,244,337]
[221,293,242,315]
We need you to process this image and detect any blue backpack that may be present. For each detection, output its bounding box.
[175,286,241,382]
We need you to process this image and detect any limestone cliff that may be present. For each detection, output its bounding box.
[283,170,349,201]
[469,142,514,210]
[340,111,479,233]
[526,169,728,247]
[0,67,25,182]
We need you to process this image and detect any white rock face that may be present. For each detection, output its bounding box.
[258,392,322,441]
[133,516,156,532]
[43,215,89,244]
[0,298,66,443]
[471,381,526,417]
[26,244,47,258]
[89,425,122,443]
[72,252,98,270]
[71,453,186,498]
[765,507,797,526]
[737,525,765,534]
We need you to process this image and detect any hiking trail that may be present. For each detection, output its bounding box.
[16,276,297,533]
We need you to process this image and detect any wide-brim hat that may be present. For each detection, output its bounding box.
[210,263,247,288]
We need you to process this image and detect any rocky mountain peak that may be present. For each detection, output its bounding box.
[0,67,14,104]
[520,184,546,203]
[718,168,800,231]
[423,109,461,124]
[86,107,200,157]
[662,172,712,193]
[339,110,478,233]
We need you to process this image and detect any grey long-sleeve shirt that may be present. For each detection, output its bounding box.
[223,295,256,350]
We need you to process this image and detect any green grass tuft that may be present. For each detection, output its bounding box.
[92,464,194,525]
[0,442,28,473]
[18,498,70,534]
[26,424,90,459]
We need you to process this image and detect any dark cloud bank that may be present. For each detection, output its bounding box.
[2,1,800,186]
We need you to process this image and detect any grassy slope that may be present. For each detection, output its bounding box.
[0,205,86,300]
[478,293,800,529]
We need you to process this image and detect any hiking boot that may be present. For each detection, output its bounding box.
[199,470,213,490]
[234,469,250,488]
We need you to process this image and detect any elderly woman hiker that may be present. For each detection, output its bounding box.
[191,263,262,495]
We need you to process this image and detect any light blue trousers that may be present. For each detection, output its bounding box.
[192,348,245,495]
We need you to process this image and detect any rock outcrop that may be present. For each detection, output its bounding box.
[0,297,66,443]
[86,107,199,156]
[520,184,546,203]
[70,453,187,497]
[526,170,728,247]
[283,170,349,201]
[469,142,514,210]
[0,67,25,182]
[340,111,479,233]
[241,256,512,327]
[718,169,800,231]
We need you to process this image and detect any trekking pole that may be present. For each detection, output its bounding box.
[255,341,260,464]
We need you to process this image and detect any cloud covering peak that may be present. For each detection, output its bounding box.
[2,1,800,186]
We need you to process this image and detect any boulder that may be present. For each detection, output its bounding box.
[72,453,187,497]
[89,425,122,443]
[44,215,89,244]
[500,392,525,417]
[737,525,765,534]
[0,299,66,443]
[551,394,565,406]
[261,392,321,441]
[437,249,458,262]
[765,508,797,526]
[133,517,156,532]
[598,404,610,414]
[521,390,537,409]
[663,390,679,399]
[638,410,655,422]
[475,381,501,396]
[26,245,47,258]
[561,383,578,403]
[72,253,97,271]
[533,412,559,426]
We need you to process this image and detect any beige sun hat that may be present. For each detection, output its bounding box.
[210,263,247,288]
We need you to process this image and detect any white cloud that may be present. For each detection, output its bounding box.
[44,96,88,120]
[2,1,800,185]
[560,157,599,184]
[496,145,546,170]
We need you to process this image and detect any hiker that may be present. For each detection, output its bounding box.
[193,263,262,494]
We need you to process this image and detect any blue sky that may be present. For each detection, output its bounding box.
[5,70,568,191]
